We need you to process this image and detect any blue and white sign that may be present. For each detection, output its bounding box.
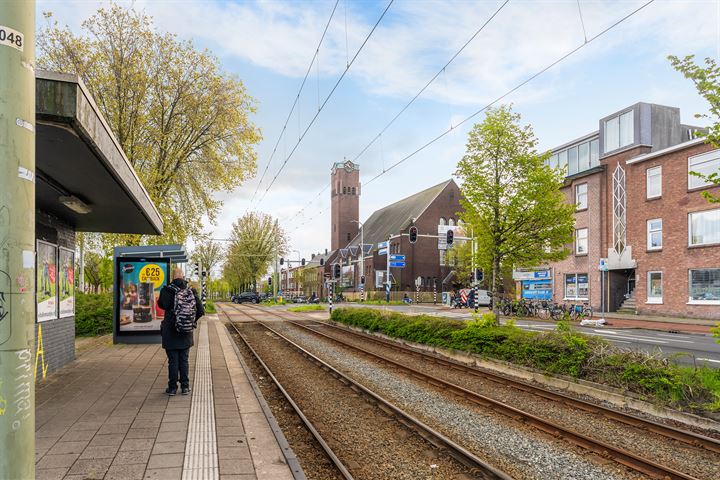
[512,269,551,281]
[389,254,405,261]
[389,261,406,268]
[598,258,609,272]
[377,241,388,249]
[378,248,388,256]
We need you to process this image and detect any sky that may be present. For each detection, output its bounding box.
[37,0,720,264]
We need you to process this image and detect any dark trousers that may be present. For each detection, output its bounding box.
[166,348,190,389]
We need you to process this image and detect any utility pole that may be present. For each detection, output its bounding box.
[0,2,36,479]
[385,234,391,303]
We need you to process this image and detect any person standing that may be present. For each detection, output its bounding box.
[158,268,204,396]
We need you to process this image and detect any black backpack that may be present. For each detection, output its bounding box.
[169,284,196,333]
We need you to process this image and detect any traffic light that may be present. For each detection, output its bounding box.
[192,262,199,276]
[268,276,272,286]
[476,268,484,282]
[301,258,305,266]
[446,229,454,246]
[279,257,284,265]
[334,264,341,279]
[360,275,366,285]
[201,271,207,278]
[409,225,418,244]
[320,258,325,266]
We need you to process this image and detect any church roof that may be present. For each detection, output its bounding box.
[347,179,456,249]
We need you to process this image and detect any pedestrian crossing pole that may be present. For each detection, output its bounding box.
[415,283,419,305]
[433,279,437,305]
[329,282,333,315]
[0,2,36,478]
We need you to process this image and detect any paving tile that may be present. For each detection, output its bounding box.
[147,452,184,469]
[97,422,131,435]
[125,427,160,439]
[47,440,89,455]
[220,459,256,475]
[143,467,182,480]
[67,457,113,479]
[120,437,155,452]
[219,476,257,480]
[151,441,185,455]
[216,426,246,437]
[105,416,137,425]
[112,449,151,465]
[60,429,96,442]
[154,430,185,443]
[105,463,147,480]
[89,433,125,447]
[79,444,119,459]
[159,421,188,433]
[218,446,252,460]
[35,453,80,469]
[216,436,247,447]
[35,467,69,480]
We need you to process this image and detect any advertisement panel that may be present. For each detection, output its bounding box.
[37,240,58,322]
[58,247,75,318]
[116,258,170,334]
[341,265,355,288]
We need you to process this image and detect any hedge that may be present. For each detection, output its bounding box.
[75,292,113,336]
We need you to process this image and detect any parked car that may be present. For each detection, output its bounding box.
[232,292,261,304]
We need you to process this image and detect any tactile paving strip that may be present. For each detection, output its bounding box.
[182,321,219,480]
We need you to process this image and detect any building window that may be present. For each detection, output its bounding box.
[567,146,578,176]
[575,228,588,255]
[347,232,351,242]
[448,218,455,226]
[351,187,356,195]
[575,183,588,210]
[647,271,662,304]
[612,165,627,255]
[565,273,589,300]
[439,249,447,266]
[689,269,720,304]
[558,150,568,172]
[647,218,662,250]
[646,166,662,199]
[605,110,634,152]
[439,217,446,226]
[688,150,720,190]
[589,139,599,167]
[689,208,720,246]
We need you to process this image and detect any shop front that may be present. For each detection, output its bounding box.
[513,268,553,301]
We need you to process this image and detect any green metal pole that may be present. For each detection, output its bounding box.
[0,2,36,479]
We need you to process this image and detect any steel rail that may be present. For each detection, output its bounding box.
[227,303,700,480]
[223,304,512,480]
[242,303,720,455]
[219,307,354,480]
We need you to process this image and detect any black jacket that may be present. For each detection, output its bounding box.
[158,278,204,350]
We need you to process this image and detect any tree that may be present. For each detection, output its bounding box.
[223,213,288,292]
[191,238,224,279]
[38,4,261,245]
[669,55,720,203]
[83,252,113,293]
[445,240,473,286]
[455,106,575,318]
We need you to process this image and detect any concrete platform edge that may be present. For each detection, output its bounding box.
[219,318,307,480]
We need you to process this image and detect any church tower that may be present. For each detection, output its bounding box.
[331,160,360,251]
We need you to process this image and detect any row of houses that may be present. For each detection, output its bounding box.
[280,102,720,320]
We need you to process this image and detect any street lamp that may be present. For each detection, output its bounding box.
[351,220,365,302]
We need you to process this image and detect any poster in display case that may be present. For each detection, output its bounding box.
[115,257,170,335]
[58,247,75,318]
[37,240,58,322]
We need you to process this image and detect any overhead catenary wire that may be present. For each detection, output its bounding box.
[363,0,655,187]
[247,0,340,210]
[282,0,508,225]
[257,0,395,204]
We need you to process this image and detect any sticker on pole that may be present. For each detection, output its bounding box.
[0,25,24,52]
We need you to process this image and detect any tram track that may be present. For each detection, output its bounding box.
[220,304,510,480]
[229,303,719,480]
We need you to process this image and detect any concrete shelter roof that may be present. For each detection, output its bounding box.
[35,71,162,235]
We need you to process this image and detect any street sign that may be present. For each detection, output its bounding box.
[377,241,388,249]
[415,276,422,288]
[378,248,388,256]
[389,254,405,261]
[598,258,609,271]
[389,261,406,268]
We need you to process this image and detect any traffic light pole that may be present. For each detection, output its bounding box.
[0,3,36,479]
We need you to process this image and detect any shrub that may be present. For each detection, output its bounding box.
[75,292,113,336]
[288,304,325,312]
[204,300,216,314]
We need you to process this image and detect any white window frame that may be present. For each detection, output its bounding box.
[688,208,720,247]
[604,110,634,152]
[688,268,720,305]
[575,228,588,255]
[575,183,588,210]
[564,273,589,300]
[688,150,720,190]
[646,166,662,199]
[646,271,663,304]
[646,218,662,251]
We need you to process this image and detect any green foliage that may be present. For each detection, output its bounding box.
[262,298,286,306]
[711,323,720,346]
[204,300,216,314]
[455,106,575,314]
[331,307,720,411]
[75,292,113,336]
[669,55,720,203]
[288,304,325,312]
[38,4,261,246]
[349,300,406,305]
[469,311,498,328]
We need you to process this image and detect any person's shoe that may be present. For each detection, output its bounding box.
[181,387,191,395]
[165,387,177,396]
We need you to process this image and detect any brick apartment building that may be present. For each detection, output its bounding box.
[525,102,720,320]
[281,160,466,300]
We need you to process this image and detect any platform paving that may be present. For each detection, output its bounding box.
[34,314,296,480]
